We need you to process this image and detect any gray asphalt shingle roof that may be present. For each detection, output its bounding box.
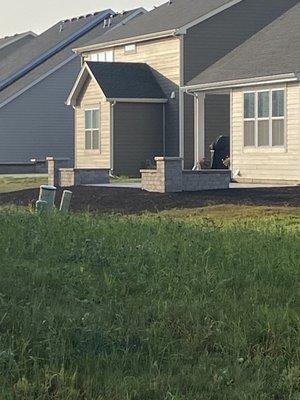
[187,2,300,87]
[0,32,36,58]
[0,32,34,48]
[87,61,166,99]
[82,0,239,48]
[0,10,113,83]
[0,10,141,105]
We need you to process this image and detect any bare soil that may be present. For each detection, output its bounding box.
[0,186,299,214]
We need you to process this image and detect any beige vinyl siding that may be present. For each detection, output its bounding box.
[75,77,110,169]
[232,83,300,182]
[182,0,300,169]
[84,37,180,156]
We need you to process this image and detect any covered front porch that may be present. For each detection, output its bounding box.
[183,89,231,173]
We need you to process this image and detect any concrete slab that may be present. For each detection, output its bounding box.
[230,182,297,189]
[85,182,297,190]
[84,183,142,189]
[0,174,48,178]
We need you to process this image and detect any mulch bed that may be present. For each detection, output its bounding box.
[0,186,299,214]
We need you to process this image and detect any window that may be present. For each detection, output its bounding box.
[124,43,136,54]
[85,109,100,150]
[90,50,114,62]
[243,89,285,147]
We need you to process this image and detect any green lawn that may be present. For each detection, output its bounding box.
[0,208,299,399]
[110,176,141,184]
[0,176,47,193]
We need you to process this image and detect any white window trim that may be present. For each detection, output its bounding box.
[243,87,286,150]
[90,50,114,62]
[84,107,101,152]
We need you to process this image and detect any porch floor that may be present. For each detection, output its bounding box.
[85,182,296,190]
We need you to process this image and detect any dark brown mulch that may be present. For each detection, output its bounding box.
[0,185,299,214]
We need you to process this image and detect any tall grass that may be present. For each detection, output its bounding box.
[0,208,299,399]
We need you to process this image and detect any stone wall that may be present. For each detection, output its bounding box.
[141,157,231,193]
[47,157,109,187]
[47,157,71,186]
[182,170,231,191]
[59,168,110,187]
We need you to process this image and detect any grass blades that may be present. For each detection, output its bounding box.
[0,208,299,399]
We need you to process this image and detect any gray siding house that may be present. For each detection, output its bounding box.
[67,0,299,177]
[0,8,145,167]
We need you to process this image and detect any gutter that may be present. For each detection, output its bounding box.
[74,29,178,53]
[182,73,298,92]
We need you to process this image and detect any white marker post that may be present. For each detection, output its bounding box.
[59,190,73,213]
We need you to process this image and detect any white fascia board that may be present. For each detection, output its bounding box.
[0,54,77,109]
[182,73,298,92]
[66,62,90,106]
[175,0,243,34]
[74,29,177,53]
[107,98,168,103]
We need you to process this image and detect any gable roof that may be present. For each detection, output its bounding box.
[0,9,145,107]
[185,2,300,89]
[0,32,37,59]
[0,31,36,50]
[67,61,167,105]
[76,0,242,52]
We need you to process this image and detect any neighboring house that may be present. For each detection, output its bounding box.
[183,3,300,183]
[68,0,299,177]
[0,8,145,166]
[0,32,37,59]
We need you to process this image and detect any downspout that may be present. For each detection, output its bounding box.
[163,103,166,156]
[110,101,116,176]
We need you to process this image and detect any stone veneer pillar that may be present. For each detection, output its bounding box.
[155,157,183,193]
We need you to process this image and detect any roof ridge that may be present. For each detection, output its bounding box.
[0,31,36,41]
[60,9,113,24]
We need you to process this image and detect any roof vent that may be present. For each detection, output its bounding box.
[59,23,64,32]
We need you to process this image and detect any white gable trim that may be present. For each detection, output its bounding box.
[0,54,77,109]
[66,63,92,106]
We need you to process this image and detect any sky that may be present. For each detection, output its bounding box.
[0,0,164,38]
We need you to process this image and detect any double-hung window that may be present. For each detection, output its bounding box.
[244,89,285,147]
[85,109,100,151]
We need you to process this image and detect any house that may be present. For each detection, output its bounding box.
[0,8,145,169]
[183,2,300,184]
[67,0,299,178]
[0,32,36,59]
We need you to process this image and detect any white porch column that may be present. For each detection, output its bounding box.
[194,93,206,168]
